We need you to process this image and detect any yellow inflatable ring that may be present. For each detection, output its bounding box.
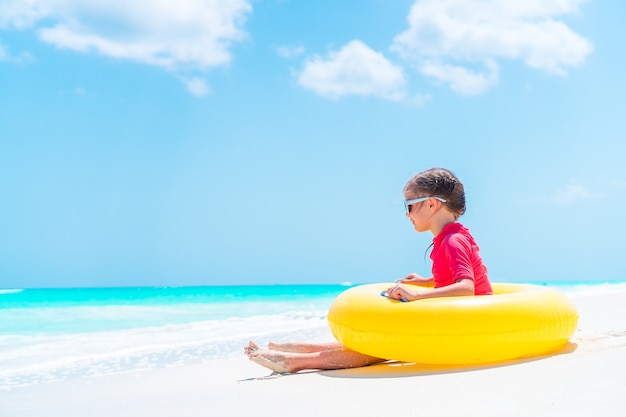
[327,283,579,365]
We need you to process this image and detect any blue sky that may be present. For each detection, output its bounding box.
[1,0,624,288]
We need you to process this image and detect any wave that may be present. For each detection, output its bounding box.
[0,309,332,389]
[0,289,24,295]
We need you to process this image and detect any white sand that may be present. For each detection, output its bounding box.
[2,290,625,417]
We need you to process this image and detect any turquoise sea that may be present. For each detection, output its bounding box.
[1,281,625,390]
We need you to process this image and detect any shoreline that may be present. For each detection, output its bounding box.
[2,289,625,417]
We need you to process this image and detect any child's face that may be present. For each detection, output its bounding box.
[404,192,431,233]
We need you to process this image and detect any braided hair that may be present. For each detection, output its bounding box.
[404,168,466,219]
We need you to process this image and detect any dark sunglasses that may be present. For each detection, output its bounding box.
[403,196,447,214]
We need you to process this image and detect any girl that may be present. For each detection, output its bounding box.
[245,168,492,373]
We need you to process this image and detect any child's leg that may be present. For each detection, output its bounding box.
[268,341,344,353]
[246,346,384,373]
[245,340,343,355]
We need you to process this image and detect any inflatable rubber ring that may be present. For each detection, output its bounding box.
[327,282,579,365]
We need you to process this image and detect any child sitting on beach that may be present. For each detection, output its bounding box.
[245,168,493,373]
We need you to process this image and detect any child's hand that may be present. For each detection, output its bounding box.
[397,273,428,284]
[386,283,413,301]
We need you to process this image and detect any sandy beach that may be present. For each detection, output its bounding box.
[2,289,625,417]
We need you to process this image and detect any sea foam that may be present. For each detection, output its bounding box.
[0,308,330,389]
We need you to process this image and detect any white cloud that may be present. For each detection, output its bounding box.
[554,184,600,204]
[276,44,305,58]
[0,1,51,30]
[0,0,252,94]
[298,40,407,101]
[180,77,210,97]
[421,59,499,95]
[0,39,34,63]
[393,0,593,93]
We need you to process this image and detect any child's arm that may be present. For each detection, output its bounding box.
[387,278,474,301]
[397,273,434,286]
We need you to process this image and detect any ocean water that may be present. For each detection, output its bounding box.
[1,281,625,390]
[0,284,345,389]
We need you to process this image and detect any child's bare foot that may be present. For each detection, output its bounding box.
[244,341,260,355]
[247,349,296,373]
